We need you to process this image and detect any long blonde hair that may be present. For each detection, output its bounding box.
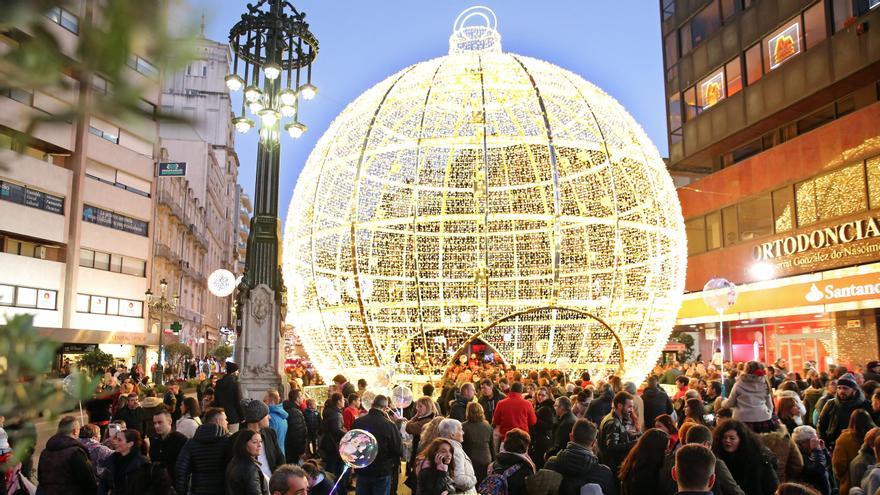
[419,416,446,455]
[415,396,437,417]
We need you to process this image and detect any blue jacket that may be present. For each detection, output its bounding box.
[268,404,289,455]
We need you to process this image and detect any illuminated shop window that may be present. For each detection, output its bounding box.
[866,156,880,209]
[698,69,725,109]
[765,21,801,72]
[706,211,723,250]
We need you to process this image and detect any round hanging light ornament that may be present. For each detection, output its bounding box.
[208,269,237,297]
[283,6,686,383]
[224,74,245,92]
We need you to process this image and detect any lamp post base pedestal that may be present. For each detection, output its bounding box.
[235,284,288,399]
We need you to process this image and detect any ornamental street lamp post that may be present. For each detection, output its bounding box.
[145,278,178,386]
[227,0,318,398]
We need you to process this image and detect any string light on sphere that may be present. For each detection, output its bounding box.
[283,7,686,383]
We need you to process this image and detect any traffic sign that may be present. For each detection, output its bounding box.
[158,162,187,177]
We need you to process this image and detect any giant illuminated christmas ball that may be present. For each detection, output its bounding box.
[283,7,686,383]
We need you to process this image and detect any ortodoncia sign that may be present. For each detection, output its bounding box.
[158,162,187,177]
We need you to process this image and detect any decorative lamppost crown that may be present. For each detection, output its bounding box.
[227,0,319,139]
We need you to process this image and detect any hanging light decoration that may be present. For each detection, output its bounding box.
[227,0,318,140]
[283,6,686,383]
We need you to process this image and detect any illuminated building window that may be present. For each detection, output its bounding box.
[764,20,801,72]
[867,156,880,209]
[797,163,867,226]
[725,58,742,96]
[814,164,866,220]
[698,69,725,109]
[772,186,795,233]
[745,43,763,85]
[683,87,699,120]
[832,0,853,32]
[668,93,682,131]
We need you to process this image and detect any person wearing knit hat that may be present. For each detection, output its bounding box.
[817,372,872,450]
[228,398,284,482]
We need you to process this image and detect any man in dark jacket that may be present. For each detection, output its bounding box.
[149,410,187,481]
[597,391,641,478]
[865,361,880,384]
[545,418,617,495]
[175,407,231,495]
[37,416,97,495]
[229,398,284,480]
[478,379,505,424]
[448,383,475,422]
[586,384,614,426]
[113,393,145,435]
[285,398,309,464]
[818,373,872,448]
[548,396,576,460]
[351,394,403,495]
[214,362,245,432]
[642,375,674,427]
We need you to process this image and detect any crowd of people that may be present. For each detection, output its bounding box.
[4,355,880,495]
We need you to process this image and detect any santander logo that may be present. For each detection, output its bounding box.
[804,278,880,303]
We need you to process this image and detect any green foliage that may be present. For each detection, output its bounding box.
[211,344,233,361]
[672,332,696,361]
[164,342,193,374]
[76,348,115,372]
[0,315,97,466]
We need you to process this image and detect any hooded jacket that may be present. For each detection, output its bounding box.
[659,451,744,495]
[544,442,617,495]
[37,433,97,495]
[721,373,773,423]
[175,423,231,495]
[267,404,289,455]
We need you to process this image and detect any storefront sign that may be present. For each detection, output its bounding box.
[679,267,880,321]
[158,162,186,177]
[768,23,800,70]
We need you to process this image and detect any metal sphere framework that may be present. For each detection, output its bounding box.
[283,8,686,383]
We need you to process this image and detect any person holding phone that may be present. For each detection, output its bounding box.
[416,438,456,495]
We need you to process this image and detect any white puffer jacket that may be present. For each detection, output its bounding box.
[721,373,774,422]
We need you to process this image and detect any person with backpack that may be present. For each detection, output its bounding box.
[480,428,535,495]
